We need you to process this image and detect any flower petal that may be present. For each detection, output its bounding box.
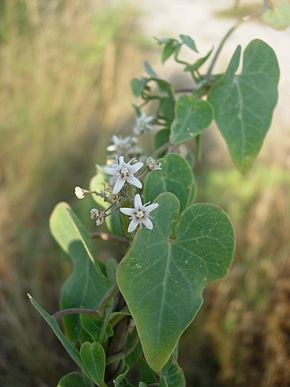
[128,219,139,233]
[120,207,135,216]
[112,177,125,194]
[142,217,153,230]
[134,194,143,209]
[127,176,142,189]
[103,166,116,175]
[145,203,159,213]
[130,161,144,174]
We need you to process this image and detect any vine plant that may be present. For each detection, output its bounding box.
[29,3,282,386]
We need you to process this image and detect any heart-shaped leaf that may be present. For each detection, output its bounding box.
[50,202,112,340]
[208,39,279,173]
[80,342,107,387]
[57,372,91,387]
[144,153,196,211]
[117,193,234,371]
[170,95,213,145]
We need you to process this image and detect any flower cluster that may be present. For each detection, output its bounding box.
[74,109,162,233]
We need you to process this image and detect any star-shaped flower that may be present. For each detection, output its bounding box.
[120,194,159,232]
[134,112,154,135]
[107,135,141,156]
[103,156,143,194]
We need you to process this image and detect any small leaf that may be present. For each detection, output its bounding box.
[28,295,88,377]
[80,314,113,344]
[131,78,148,97]
[57,372,91,387]
[184,48,213,73]
[80,342,106,387]
[161,358,185,387]
[161,39,180,63]
[170,95,213,145]
[208,39,279,172]
[179,34,198,53]
[138,358,158,384]
[159,376,168,387]
[144,60,158,78]
[144,153,196,211]
[154,128,170,152]
[114,364,129,386]
[262,0,290,30]
[117,193,235,372]
[50,203,112,340]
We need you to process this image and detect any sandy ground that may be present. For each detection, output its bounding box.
[137,0,290,165]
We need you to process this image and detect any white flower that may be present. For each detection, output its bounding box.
[103,156,143,194]
[120,194,159,232]
[75,186,85,199]
[146,157,162,171]
[90,208,106,226]
[134,112,154,135]
[107,135,140,156]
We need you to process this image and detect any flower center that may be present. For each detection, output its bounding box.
[135,209,145,219]
[120,167,130,178]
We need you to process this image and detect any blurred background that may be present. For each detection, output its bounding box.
[0,0,289,386]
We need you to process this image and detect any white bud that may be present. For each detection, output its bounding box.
[75,186,85,199]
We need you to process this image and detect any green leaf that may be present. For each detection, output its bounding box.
[80,342,107,387]
[154,128,170,152]
[144,60,158,78]
[160,39,180,63]
[139,383,148,387]
[28,295,88,377]
[208,39,279,173]
[57,372,91,387]
[144,153,196,211]
[179,34,198,53]
[184,48,213,73]
[262,0,290,30]
[114,364,130,386]
[161,359,185,387]
[159,376,168,387]
[131,78,148,97]
[170,95,213,145]
[117,193,235,372]
[151,78,176,124]
[50,203,112,340]
[80,314,113,344]
[138,358,158,384]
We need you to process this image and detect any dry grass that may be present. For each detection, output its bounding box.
[0,1,146,385]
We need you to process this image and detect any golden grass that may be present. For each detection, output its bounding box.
[0,1,145,385]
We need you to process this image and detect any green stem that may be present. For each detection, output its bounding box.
[53,284,119,320]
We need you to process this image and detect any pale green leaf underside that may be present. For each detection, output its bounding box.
[208,39,279,173]
[117,193,235,371]
[170,95,213,145]
[50,202,111,340]
[144,153,196,211]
